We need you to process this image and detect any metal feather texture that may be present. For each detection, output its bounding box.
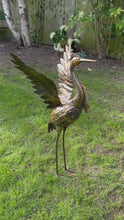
[58,44,74,104]
[10,53,61,108]
[80,82,89,113]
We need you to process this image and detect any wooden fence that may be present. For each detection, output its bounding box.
[0,2,11,40]
[0,0,96,50]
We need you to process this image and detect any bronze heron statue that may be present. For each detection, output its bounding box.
[10,44,96,175]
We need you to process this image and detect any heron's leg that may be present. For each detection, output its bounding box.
[62,127,76,176]
[56,127,61,175]
[62,127,67,170]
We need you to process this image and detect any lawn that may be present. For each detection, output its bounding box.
[0,62,124,220]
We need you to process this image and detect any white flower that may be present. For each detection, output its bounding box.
[50,32,55,39]
[59,47,64,52]
[60,25,66,31]
[79,11,84,17]
[73,38,80,43]
[54,43,64,52]
[54,44,58,51]
[57,43,61,50]
[54,43,61,51]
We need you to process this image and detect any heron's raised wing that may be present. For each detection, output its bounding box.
[80,82,89,113]
[57,44,74,104]
[10,53,61,108]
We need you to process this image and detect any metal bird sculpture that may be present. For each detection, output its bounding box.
[10,44,96,175]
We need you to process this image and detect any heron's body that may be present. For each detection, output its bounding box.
[49,60,86,131]
[49,100,83,128]
[10,43,96,175]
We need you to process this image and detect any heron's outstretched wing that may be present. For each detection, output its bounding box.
[10,53,61,108]
[80,82,89,113]
[57,44,74,104]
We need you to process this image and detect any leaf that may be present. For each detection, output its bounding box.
[88,68,92,71]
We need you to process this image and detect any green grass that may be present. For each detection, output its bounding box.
[0,64,124,220]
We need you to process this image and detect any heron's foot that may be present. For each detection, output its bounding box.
[64,168,77,176]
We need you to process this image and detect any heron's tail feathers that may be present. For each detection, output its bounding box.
[48,122,55,132]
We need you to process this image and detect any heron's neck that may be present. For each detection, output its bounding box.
[72,71,83,105]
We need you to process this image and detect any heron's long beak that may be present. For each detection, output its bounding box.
[80,58,96,62]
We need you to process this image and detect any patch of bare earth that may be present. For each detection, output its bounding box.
[0,40,124,72]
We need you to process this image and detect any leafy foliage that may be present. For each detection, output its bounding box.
[67,0,124,59]
[50,25,80,52]
[50,26,67,52]
[76,50,86,58]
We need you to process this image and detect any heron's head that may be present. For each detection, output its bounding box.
[70,56,96,69]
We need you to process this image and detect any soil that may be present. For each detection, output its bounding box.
[0,40,124,71]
